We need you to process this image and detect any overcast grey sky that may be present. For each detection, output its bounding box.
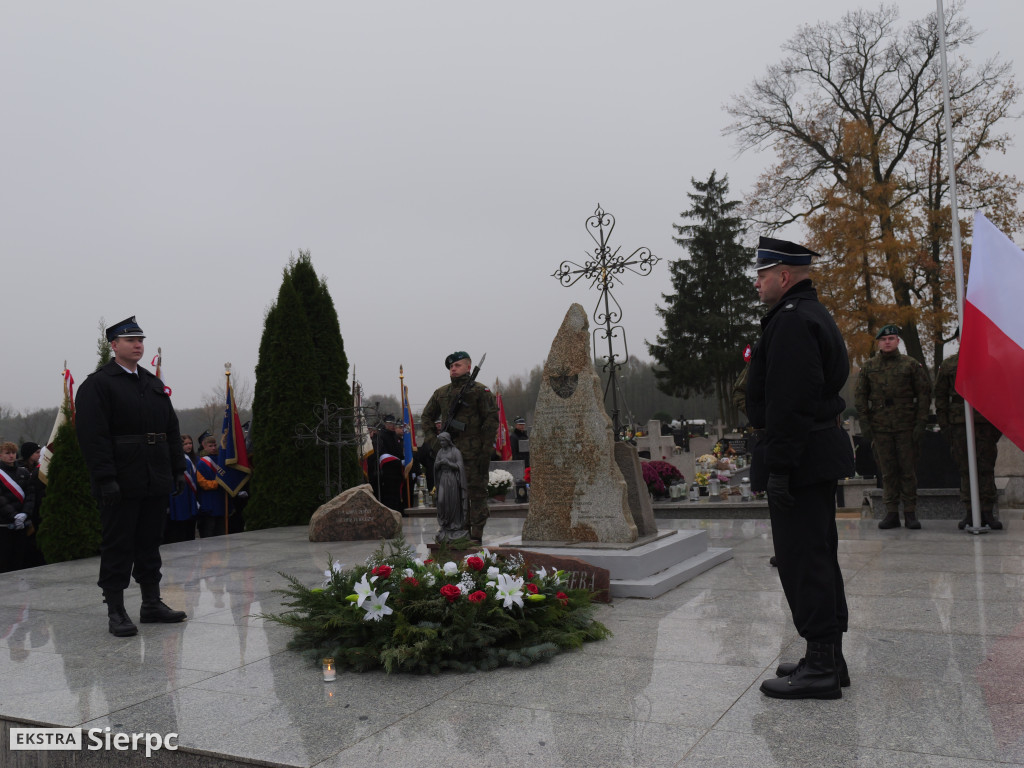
[2,1,1021,413]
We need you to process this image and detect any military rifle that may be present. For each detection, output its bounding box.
[440,353,486,436]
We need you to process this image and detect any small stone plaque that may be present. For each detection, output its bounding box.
[490,547,611,602]
[308,484,402,541]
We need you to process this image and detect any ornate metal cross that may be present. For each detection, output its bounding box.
[552,204,659,437]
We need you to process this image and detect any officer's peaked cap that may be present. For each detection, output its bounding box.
[513,417,526,426]
[755,237,820,271]
[444,351,470,369]
[106,316,145,342]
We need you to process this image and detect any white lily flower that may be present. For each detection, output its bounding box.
[443,561,459,576]
[332,560,345,573]
[362,591,393,622]
[535,566,548,580]
[494,573,525,610]
[353,573,378,607]
[479,547,495,563]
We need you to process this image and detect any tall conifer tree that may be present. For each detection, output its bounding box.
[648,171,760,427]
[247,253,357,529]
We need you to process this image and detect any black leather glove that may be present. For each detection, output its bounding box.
[100,479,122,507]
[767,472,795,514]
[172,474,186,497]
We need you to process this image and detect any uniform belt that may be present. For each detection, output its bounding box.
[114,433,167,445]
[811,417,841,431]
[871,397,916,407]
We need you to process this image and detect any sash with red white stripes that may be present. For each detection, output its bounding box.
[184,457,197,494]
[0,468,26,503]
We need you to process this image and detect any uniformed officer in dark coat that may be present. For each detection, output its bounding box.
[421,351,498,543]
[510,417,529,464]
[76,316,189,637]
[745,238,854,700]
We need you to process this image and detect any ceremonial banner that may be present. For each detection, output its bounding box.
[494,392,512,461]
[217,372,252,496]
[39,368,74,485]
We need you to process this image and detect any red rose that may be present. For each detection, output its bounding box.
[372,565,392,578]
[424,558,434,564]
[466,556,484,571]
[556,591,569,605]
[526,583,538,594]
[403,577,420,587]
[440,584,461,603]
[468,590,487,603]
[527,571,534,579]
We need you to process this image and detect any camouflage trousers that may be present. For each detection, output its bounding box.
[944,422,1001,510]
[872,430,919,512]
[464,451,491,534]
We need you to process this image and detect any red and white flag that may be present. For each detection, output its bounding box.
[956,212,1024,451]
[39,368,75,485]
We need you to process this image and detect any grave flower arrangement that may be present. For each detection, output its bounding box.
[487,468,515,497]
[641,460,683,496]
[260,538,611,674]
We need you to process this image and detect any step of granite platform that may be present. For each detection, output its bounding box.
[509,529,733,599]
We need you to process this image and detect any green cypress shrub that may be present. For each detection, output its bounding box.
[36,403,102,563]
[246,262,322,529]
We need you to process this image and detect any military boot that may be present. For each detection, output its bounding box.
[903,507,922,530]
[760,642,842,700]
[981,508,1003,530]
[139,583,187,624]
[958,508,971,530]
[776,637,850,687]
[103,590,138,637]
[878,506,901,529]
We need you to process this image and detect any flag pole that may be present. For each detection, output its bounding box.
[224,362,232,536]
[936,0,984,533]
[400,364,410,507]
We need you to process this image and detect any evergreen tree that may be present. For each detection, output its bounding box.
[95,317,111,369]
[647,171,760,427]
[36,402,102,563]
[288,252,360,491]
[247,253,355,529]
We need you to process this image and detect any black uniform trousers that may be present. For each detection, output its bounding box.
[769,480,848,644]
[97,495,166,591]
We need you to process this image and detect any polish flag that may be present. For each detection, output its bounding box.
[956,212,1024,451]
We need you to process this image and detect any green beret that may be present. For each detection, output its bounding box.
[876,324,900,339]
[444,351,470,369]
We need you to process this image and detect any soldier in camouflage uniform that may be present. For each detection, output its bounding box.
[934,352,1003,530]
[421,351,498,543]
[854,325,932,529]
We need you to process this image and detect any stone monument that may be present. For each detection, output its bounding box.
[308,484,402,541]
[522,303,639,543]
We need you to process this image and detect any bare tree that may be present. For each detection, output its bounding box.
[726,2,1021,370]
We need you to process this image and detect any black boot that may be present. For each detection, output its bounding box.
[981,509,1003,530]
[103,590,138,637]
[958,509,971,530]
[139,583,187,624]
[878,507,901,529]
[904,508,921,530]
[760,642,841,700]
[776,637,850,687]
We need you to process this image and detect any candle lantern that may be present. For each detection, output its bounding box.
[322,658,336,682]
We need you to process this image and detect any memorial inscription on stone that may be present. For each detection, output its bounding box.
[490,547,611,602]
[308,484,402,541]
[521,303,639,544]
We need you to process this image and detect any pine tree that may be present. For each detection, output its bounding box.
[246,253,356,529]
[36,402,102,562]
[647,171,760,427]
